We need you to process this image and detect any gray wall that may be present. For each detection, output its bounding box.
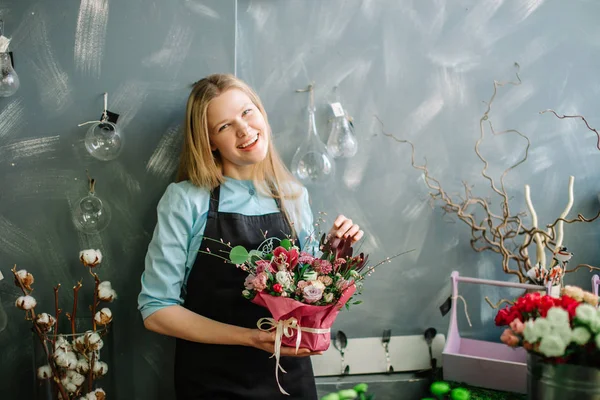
[1,0,600,399]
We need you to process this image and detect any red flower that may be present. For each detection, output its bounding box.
[495,307,513,326]
[272,247,299,270]
[273,283,283,293]
[560,295,580,318]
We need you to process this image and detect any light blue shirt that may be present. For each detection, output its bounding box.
[137,178,316,320]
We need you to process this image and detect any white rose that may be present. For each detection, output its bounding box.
[310,280,326,291]
[538,334,568,357]
[323,292,334,303]
[575,303,598,327]
[546,307,569,327]
[552,323,572,344]
[79,249,103,267]
[275,271,293,288]
[571,326,592,345]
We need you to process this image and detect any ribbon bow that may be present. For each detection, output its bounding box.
[257,317,330,395]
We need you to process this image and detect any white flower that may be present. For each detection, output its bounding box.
[98,281,117,302]
[244,274,255,290]
[310,280,326,291]
[552,323,573,344]
[571,327,592,345]
[275,271,293,288]
[583,291,599,307]
[575,303,598,327]
[538,334,568,357]
[546,307,570,327]
[523,318,551,343]
[15,295,36,310]
[79,249,103,267]
[242,289,251,297]
[93,361,108,376]
[76,358,90,374]
[37,365,52,379]
[94,308,112,325]
[562,285,584,301]
[323,292,334,303]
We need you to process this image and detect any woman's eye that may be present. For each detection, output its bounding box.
[218,124,229,132]
[242,109,252,116]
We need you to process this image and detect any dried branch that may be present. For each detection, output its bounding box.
[484,296,515,309]
[53,284,61,349]
[564,264,600,274]
[70,281,83,336]
[540,109,600,150]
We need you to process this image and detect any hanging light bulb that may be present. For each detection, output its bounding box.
[326,87,358,158]
[0,21,20,97]
[72,174,111,234]
[291,83,336,186]
[79,93,124,161]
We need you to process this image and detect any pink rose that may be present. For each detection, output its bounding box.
[252,272,268,291]
[509,318,525,335]
[244,274,255,290]
[500,328,520,347]
[303,285,323,304]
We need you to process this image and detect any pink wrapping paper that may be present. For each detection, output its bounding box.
[251,285,356,352]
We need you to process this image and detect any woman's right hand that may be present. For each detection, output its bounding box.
[248,329,323,357]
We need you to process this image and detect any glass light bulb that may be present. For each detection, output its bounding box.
[291,108,336,186]
[84,121,124,161]
[72,192,111,234]
[327,114,358,158]
[0,52,19,97]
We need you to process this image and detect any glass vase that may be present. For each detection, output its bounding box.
[32,318,114,400]
[0,52,19,97]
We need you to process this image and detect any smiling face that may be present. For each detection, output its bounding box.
[206,88,270,180]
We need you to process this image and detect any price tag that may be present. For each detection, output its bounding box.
[330,102,344,117]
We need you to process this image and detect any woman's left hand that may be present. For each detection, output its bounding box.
[327,214,364,245]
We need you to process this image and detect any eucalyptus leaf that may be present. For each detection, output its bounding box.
[229,245,249,264]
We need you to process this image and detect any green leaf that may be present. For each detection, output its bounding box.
[352,301,363,305]
[430,381,451,396]
[229,246,249,264]
[280,238,292,250]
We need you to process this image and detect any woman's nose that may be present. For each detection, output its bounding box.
[236,120,250,137]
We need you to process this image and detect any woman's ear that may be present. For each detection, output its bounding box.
[210,141,217,152]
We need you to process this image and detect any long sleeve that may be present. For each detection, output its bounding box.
[137,183,209,320]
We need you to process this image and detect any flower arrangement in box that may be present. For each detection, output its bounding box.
[495,286,599,366]
[12,249,116,400]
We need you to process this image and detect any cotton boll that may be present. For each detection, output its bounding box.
[84,331,103,351]
[37,365,52,379]
[54,350,77,369]
[66,370,85,387]
[15,295,36,310]
[76,358,90,374]
[54,335,72,352]
[98,281,117,302]
[93,361,108,376]
[35,313,56,332]
[79,249,103,267]
[15,269,34,290]
[94,308,112,325]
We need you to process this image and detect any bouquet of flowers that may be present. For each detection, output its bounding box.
[226,234,371,352]
[12,249,116,400]
[495,285,600,367]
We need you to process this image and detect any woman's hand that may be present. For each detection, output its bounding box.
[248,329,322,357]
[327,214,364,245]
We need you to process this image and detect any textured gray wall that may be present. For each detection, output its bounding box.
[0,1,233,399]
[2,0,600,399]
[237,0,600,341]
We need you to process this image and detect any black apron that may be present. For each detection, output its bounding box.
[174,185,318,400]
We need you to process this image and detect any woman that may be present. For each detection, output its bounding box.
[138,74,363,399]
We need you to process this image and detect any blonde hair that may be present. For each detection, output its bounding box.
[176,73,303,235]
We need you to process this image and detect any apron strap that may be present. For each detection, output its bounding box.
[208,185,220,217]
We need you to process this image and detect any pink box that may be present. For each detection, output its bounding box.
[442,271,550,394]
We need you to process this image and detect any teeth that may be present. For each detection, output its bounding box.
[239,134,258,148]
